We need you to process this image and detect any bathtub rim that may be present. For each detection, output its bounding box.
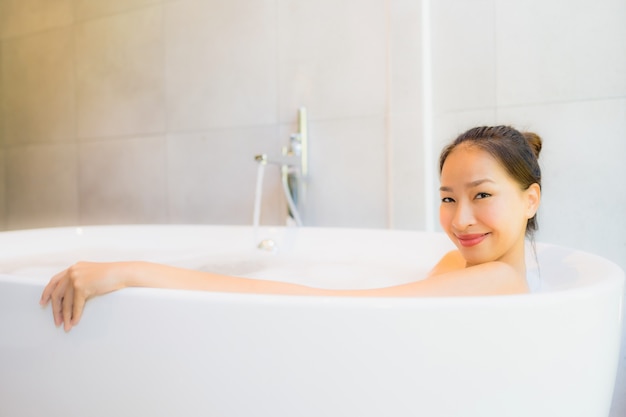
[0,223,623,306]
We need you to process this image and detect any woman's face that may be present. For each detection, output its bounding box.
[439,145,540,268]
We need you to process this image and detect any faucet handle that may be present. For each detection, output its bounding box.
[286,134,302,156]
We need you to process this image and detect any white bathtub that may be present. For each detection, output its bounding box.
[0,225,623,417]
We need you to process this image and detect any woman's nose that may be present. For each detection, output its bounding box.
[452,201,476,231]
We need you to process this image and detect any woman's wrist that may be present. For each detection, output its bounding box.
[119,261,181,290]
[114,261,146,289]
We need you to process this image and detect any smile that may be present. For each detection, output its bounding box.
[456,233,490,247]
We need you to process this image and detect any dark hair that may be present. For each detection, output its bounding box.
[439,125,542,237]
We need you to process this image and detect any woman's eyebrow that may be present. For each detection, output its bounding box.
[467,178,495,188]
[439,178,495,192]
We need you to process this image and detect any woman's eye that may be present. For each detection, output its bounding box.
[441,197,455,203]
[475,192,491,199]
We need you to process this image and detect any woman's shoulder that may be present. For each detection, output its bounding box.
[425,252,528,296]
[427,250,466,277]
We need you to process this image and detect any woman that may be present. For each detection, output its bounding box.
[40,125,542,332]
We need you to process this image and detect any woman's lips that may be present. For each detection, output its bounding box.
[456,233,489,247]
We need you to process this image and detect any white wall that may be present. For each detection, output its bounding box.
[0,0,424,230]
[428,1,626,415]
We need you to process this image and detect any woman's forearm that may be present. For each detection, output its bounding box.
[123,261,324,296]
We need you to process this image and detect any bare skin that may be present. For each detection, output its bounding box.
[40,256,526,332]
[40,145,539,332]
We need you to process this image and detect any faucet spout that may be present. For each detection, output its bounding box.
[253,107,308,227]
[254,153,301,167]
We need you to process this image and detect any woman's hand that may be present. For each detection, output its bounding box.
[39,262,130,332]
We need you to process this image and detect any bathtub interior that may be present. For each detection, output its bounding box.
[0,224,622,295]
[0,225,445,289]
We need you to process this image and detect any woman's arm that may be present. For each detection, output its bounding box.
[40,256,527,332]
[425,250,467,276]
[40,261,319,332]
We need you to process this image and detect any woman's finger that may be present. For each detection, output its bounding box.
[40,270,64,306]
[50,275,67,327]
[71,288,87,328]
[62,284,74,332]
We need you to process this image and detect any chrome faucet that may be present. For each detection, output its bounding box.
[255,107,308,226]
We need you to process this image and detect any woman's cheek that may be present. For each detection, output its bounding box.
[439,205,453,231]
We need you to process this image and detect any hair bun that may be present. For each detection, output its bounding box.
[522,131,542,158]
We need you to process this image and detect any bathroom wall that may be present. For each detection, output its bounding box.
[428,1,626,415]
[0,0,424,231]
[1,0,625,415]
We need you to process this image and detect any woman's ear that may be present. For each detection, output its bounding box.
[525,183,541,219]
